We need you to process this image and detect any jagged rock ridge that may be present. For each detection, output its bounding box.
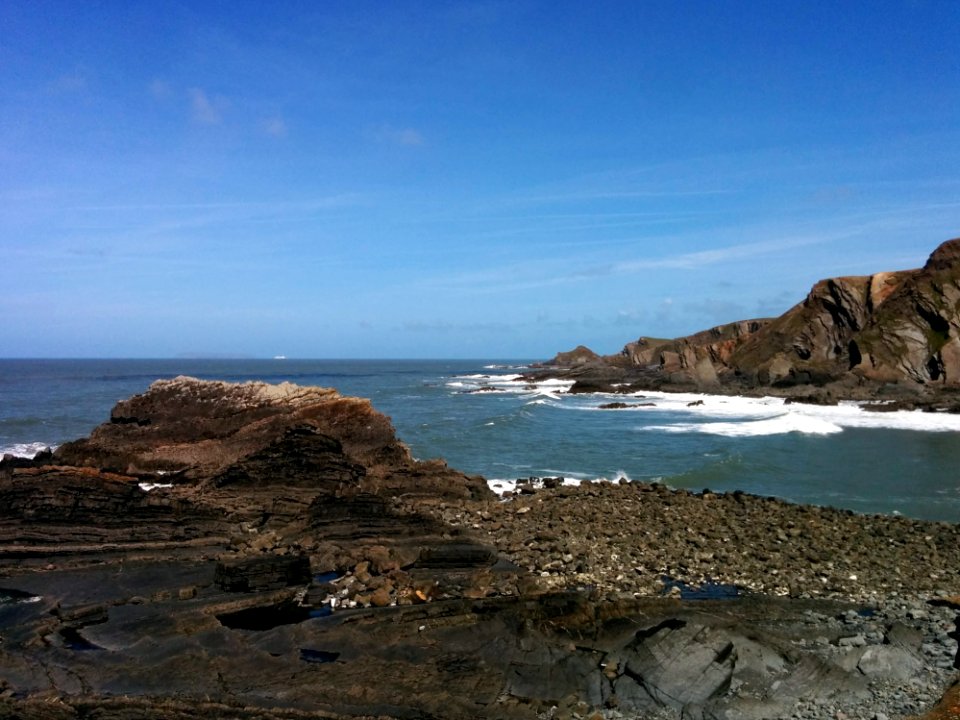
[550,237,960,396]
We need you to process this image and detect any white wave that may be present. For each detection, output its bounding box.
[457,377,960,435]
[454,373,524,381]
[448,372,574,397]
[531,378,576,388]
[631,391,960,434]
[524,390,563,401]
[645,413,843,437]
[457,387,511,395]
[486,476,581,495]
[623,391,786,418]
[525,398,561,406]
[1,442,54,458]
[486,469,637,496]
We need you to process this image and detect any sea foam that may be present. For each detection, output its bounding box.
[645,413,843,437]
[0,441,54,458]
[447,372,575,394]
[455,378,960,436]
[486,470,634,496]
[630,391,960,435]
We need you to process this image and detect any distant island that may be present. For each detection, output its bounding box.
[536,236,960,410]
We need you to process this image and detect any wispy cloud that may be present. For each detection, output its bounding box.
[50,70,87,93]
[63,194,363,213]
[189,88,228,124]
[606,234,833,274]
[517,189,732,205]
[401,319,510,333]
[149,78,173,101]
[371,124,424,146]
[261,116,288,137]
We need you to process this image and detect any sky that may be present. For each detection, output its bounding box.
[2,1,959,359]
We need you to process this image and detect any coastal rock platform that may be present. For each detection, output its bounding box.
[1,377,958,719]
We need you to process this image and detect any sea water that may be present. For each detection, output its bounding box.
[2,359,960,522]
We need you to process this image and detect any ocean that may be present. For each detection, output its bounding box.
[2,358,960,522]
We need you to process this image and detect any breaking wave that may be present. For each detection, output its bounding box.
[486,470,634,496]
[455,382,960,436]
[0,441,54,458]
[644,413,843,437]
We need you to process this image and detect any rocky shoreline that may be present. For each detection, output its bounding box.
[1,377,958,720]
[534,238,960,412]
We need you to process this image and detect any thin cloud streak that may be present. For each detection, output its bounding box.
[62,194,364,213]
[516,188,734,205]
[262,116,288,137]
[189,88,227,124]
[370,124,424,146]
[414,214,934,298]
[608,235,833,273]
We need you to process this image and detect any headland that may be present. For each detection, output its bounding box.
[532,237,960,413]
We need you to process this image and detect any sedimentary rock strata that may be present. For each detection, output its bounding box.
[544,237,960,405]
[0,377,958,719]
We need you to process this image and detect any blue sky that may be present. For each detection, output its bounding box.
[2,1,959,358]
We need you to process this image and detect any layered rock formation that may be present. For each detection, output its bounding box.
[1,377,958,719]
[546,237,960,402]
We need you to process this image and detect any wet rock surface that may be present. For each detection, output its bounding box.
[0,378,958,719]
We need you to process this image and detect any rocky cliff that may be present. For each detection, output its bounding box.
[548,237,960,401]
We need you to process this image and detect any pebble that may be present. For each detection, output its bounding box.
[433,479,960,720]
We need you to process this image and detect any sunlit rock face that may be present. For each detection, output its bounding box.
[551,237,960,399]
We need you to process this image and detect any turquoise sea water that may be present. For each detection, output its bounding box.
[2,358,960,522]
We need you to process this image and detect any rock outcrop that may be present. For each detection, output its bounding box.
[1,377,958,719]
[55,376,413,475]
[547,237,960,402]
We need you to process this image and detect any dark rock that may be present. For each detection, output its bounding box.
[210,425,365,490]
[214,554,312,592]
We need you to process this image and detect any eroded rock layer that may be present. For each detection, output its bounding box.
[0,377,958,719]
[546,237,960,404]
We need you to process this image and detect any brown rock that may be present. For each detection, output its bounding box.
[369,588,392,607]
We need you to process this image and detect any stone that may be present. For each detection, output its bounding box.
[214,554,312,593]
[369,587,391,607]
[857,646,923,681]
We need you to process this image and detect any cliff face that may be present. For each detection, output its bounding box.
[620,319,773,386]
[726,238,960,389]
[561,237,960,394]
